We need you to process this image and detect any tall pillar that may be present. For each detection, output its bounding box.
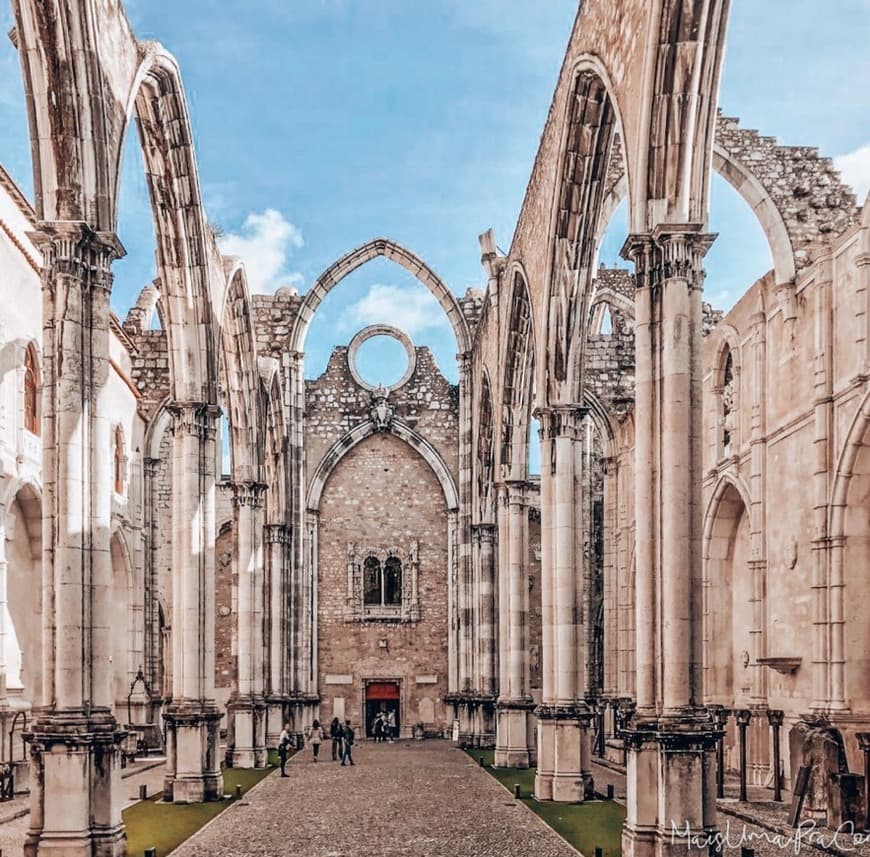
[265,524,290,746]
[535,410,556,798]
[472,523,497,744]
[162,402,223,804]
[495,482,532,768]
[620,227,720,857]
[551,407,592,801]
[227,481,268,768]
[24,224,127,857]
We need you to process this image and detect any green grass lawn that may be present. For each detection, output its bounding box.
[468,749,625,857]
[124,765,275,856]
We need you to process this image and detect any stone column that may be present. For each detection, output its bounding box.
[495,482,532,768]
[535,409,556,798]
[24,224,126,857]
[265,524,290,746]
[478,523,497,741]
[162,402,223,804]
[620,228,720,857]
[551,406,592,802]
[0,521,8,710]
[227,481,268,768]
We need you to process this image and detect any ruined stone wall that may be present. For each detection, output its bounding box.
[305,346,459,486]
[316,432,450,735]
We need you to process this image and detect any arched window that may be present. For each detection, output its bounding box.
[721,349,735,453]
[363,557,382,606]
[24,344,39,436]
[113,426,125,495]
[384,557,402,606]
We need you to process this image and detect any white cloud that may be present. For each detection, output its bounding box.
[835,144,870,202]
[218,209,305,294]
[339,284,445,337]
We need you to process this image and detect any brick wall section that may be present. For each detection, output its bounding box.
[128,330,170,422]
[251,291,304,359]
[317,432,450,734]
[214,522,236,696]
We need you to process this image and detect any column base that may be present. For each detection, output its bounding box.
[163,700,224,803]
[622,716,722,857]
[226,695,268,768]
[265,696,288,748]
[24,709,127,857]
[535,713,556,800]
[535,704,594,802]
[495,699,534,768]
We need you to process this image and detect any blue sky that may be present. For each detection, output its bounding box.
[0,0,868,390]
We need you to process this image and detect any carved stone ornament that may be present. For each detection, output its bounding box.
[370,389,394,432]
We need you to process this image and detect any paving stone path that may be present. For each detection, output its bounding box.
[174,741,578,857]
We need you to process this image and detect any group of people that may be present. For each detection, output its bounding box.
[277,717,356,776]
[371,709,397,742]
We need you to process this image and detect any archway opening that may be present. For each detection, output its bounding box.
[304,257,456,383]
[5,484,42,704]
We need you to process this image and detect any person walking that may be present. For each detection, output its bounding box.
[278,722,293,777]
[373,711,384,743]
[341,719,355,766]
[329,716,343,761]
[386,709,396,743]
[309,719,324,762]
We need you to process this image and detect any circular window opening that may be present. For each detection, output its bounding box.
[353,335,410,389]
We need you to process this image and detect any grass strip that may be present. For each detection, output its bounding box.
[467,749,625,857]
[124,765,275,857]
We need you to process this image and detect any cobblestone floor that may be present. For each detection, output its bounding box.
[173,741,579,857]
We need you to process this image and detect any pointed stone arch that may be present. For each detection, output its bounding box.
[290,238,471,355]
[220,260,263,483]
[122,44,220,404]
[500,267,536,481]
[544,59,624,405]
[307,419,459,514]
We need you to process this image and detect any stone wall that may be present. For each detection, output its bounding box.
[317,432,450,736]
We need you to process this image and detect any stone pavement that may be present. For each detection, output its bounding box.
[174,741,579,857]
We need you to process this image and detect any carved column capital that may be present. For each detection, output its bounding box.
[620,226,717,290]
[32,222,126,293]
[264,523,291,545]
[169,402,221,440]
[231,481,268,509]
[766,709,785,727]
[549,404,587,440]
[471,523,497,545]
[505,480,527,507]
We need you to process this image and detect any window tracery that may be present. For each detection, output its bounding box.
[24,344,39,436]
[346,542,420,622]
[721,349,736,454]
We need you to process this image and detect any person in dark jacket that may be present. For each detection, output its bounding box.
[278,722,293,777]
[341,719,355,766]
[329,717,343,761]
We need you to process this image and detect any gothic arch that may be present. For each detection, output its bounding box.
[475,368,495,523]
[220,261,263,483]
[262,360,287,521]
[701,473,754,705]
[544,59,624,405]
[122,44,220,403]
[307,420,459,513]
[290,238,471,355]
[500,267,535,480]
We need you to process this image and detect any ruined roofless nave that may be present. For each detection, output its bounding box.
[0,0,867,856]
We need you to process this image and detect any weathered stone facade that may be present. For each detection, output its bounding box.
[0,1,867,855]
